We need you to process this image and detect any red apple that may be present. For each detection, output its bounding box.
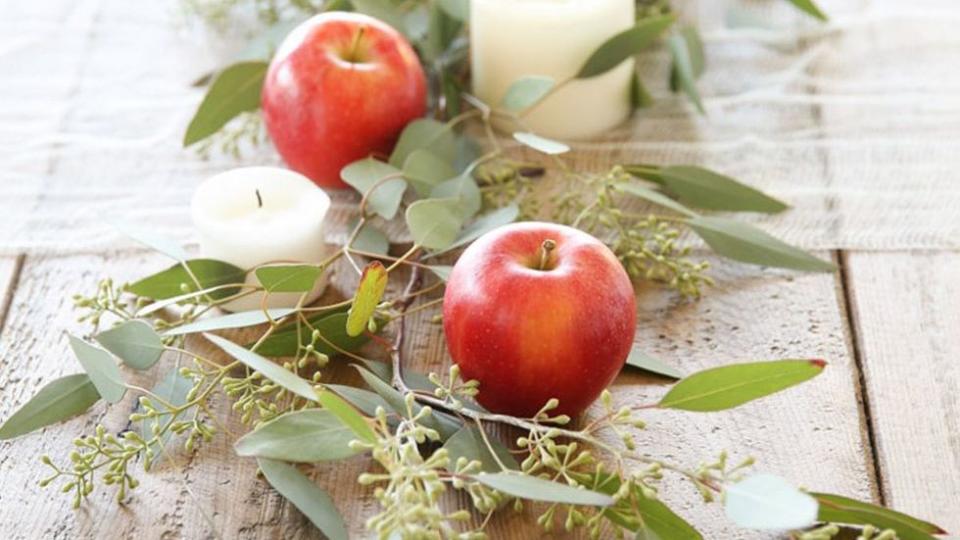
[262,12,427,189]
[443,222,637,417]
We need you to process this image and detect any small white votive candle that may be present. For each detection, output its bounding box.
[471,0,636,140]
[191,166,332,312]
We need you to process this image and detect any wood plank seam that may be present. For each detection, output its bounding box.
[836,249,887,506]
[0,254,24,337]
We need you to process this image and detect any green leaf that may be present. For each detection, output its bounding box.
[428,265,453,282]
[140,367,194,469]
[128,259,246,301]
[353,365,461,439]
[235,410,360,462]
[406,198,466,250]
[725,474,818,530]
[669,26,705,92]
[257,458,348,540]
[624,348,683,380]
[389,118,456,168]
[687,216,836,272]
[403,149,457,197]
[0,374,100,440]
[95,320,165,370]
[635,496,702,539]
[316,390,376,444]
[205,333,317,402]
[577,15,676,78]
[165,308,295,336]
[108,219,189,260]
[68,336,126,404]
[255,264,323,293]
[659,359,826,412]
[350,0,407,32]
[427,205,519,258]
[183,61,267,147]
[812,493,946,540]
[476,473,614,506]
[431,173,481,219]
[348,219,390,256]
[659,166,788,213]
[443,426,518,473]
[616,183,696,217]
[513,132,570,155]
[630,72,654,109]
[785,0,828,21]
[437,0,469,21]
[326,384,392,417]
[501,76,555,112]
[668,31,705,114]
[346,261,389,338]
[254,312,371,358]
[340,158,406,220]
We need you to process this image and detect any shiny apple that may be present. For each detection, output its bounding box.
[443,222,637,417]
[262,12,427,188]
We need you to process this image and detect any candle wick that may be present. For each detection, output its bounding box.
[255,189,263,209]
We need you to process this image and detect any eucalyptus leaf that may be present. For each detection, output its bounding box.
[785,0,828,21]
[257,458,348,540]
[631,72,654,109]
[205,333,317,402]
[659,166,788,214]
[353,365,461,439]
[95,320,165,370]
[316,390,376,444]
[141,367,194,469]
[406,198,466,250]
[254,312,371,358]
[389,118,456,167]
[327,384,392,417]
[476,473,614,507]
[255,264,323,293]
[724,474,818,530]
[427,205,518,258]
[348,219,390,256]
[404,5,430,41]
[513,132,570,155]
[501,76,555,112]
[421,2,464,63]
[669,26,705,93]
[812,493,946,540]
[0,374,100,440]
[443,426,518,473]
[235,409,359,462]
[431,173,481,219]
[403,149,458,197]
[668,31,705,114]
[624,347,683,380]
[687,216,835,272]
[165,308,295,336]
[340,158,406,220]
[428,265,453,282]
[437,0,469,21]
[586,472,702,539]
[659,359,826,412]
[135,285,236,317]
[68,336,126,404]
[108,219,189,260]
[128,259,246,301]
[616,183,696,217]
[183,61,267,146]
[577,15,676,78]
[346,261,389,337]
[350,0,407,32]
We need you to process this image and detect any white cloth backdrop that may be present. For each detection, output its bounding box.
[1,0,958,255]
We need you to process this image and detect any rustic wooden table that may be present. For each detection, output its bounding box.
[1,0,958,538]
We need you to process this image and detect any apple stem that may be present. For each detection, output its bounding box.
[538,239,557,270]
[255,189,263,209]
[347,26,366,63]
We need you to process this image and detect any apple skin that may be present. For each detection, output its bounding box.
[443,222,637,418]
[261,12,427,189]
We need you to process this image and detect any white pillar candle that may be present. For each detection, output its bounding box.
[471,0,636,140]
[191,166,332,312]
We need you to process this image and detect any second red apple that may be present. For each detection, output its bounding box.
[262,12,427,189]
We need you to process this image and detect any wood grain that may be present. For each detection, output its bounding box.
[0,256,22,333]
[842,252,960,533]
